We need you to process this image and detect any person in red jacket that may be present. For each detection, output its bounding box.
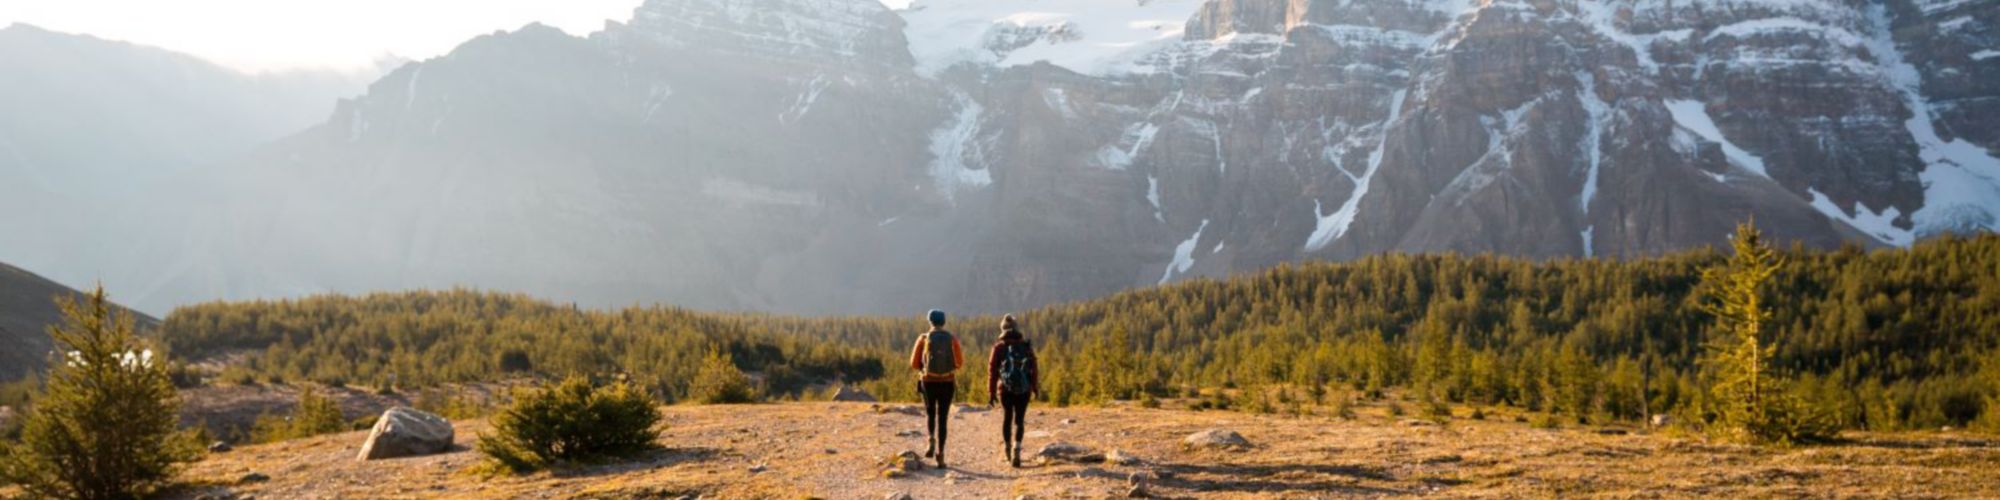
[986,314,1038,468]
[908,309,963,468]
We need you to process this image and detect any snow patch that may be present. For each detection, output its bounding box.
[1973,50,2000,61]
[900,0,1208,76]
[1146,174,1164,223]
[1703,17,1863,47]
[778,74,831,125]
[1159,219,1208,285]
[926,91,995,200]
[1663,99,1770,178]
[1097,122,1160,170]
[1861,5,2000,236]
[1576,72,1609,216]
[641,83,674,124]
[1306,89,1406,251]
[1808,188,1912,246]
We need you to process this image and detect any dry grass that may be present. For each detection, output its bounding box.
[110,401,2000,499]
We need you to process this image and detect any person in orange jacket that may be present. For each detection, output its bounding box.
[908,309,964,468]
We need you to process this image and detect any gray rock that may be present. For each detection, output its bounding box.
[1650,414,1673,428]
[884,492,914,500]
[1182,429,1250,450]
[208,441,233,453]
[239,472,269,484]
[356,406,454,461]
[832,386,876,402]
[1036,442,1091,460]
[1106,449,1142,466]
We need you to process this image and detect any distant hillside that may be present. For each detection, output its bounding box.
[0,261,159,381]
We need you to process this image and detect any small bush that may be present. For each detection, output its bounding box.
[1332,396,1357,420]
[1531,413,1562,429]
[250,387,346,443]
[689,350,756,404]
[477,377,661,473]
[1387,401,1407,417]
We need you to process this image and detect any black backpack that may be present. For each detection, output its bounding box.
[998,342,1032,395]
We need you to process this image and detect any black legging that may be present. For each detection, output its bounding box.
[921,381,956,455]
[1000,391,1030,448]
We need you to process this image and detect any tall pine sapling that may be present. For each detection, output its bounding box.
[0,286,198,498]
[1696,222,1833,445]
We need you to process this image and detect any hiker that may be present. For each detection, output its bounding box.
[986,314,1039,468]
[908,309,964,468]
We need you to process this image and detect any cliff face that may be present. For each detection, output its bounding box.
[59,0,2000,315]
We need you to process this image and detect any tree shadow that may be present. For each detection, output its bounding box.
[551,447,723,478]
[1145,462,1408,495]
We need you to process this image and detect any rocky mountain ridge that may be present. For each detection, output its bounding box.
[7,0,1996,316]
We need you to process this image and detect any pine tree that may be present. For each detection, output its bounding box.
[690,349,756,404]
[1697,222,1831,444]
[0,286,197,498]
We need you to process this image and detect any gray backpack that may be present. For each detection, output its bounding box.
[922,330,956,375]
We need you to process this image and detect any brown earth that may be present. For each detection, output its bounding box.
[154,401,2000,499]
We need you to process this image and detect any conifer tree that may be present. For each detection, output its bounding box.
[0,286,197,498]
[1697,222,1831,444]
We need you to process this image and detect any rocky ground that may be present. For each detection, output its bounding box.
[156,401,2000,499]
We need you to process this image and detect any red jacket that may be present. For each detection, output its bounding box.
[987,329,1038,397]
[909,330,964,382]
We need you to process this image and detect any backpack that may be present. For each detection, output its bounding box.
[998,342,1032,395]
[922,330,956,375]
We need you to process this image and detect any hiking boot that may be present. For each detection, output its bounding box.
[936,455,947,469]
[924,444,935,458]
[1001,443,1012,464]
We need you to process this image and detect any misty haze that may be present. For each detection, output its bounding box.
[2,0,1999,498]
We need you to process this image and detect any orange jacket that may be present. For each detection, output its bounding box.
[908,330,965,382]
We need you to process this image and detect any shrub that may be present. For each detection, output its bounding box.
[0,287,199,499]
[250,386,347,443]
[477,377,661,473]
[689,350,756,404]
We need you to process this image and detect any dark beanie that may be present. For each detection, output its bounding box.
[927,309,947,326]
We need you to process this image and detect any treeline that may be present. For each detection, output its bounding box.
[159,291,884,401]
[159,234,2000,432]
[743,234,2000,431]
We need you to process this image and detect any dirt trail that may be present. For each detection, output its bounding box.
[172,401,2000,499]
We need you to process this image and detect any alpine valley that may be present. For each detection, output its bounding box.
[3,0,1996,316]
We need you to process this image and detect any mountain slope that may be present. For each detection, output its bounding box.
[14,0,2000,315]
[0,261,159,381]
[0,23,376,311]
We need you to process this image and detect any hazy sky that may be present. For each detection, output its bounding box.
[0,0,651,72]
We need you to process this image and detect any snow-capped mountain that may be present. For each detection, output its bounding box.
[8,0,1996,316]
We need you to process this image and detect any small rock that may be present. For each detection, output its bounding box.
[239,472,270,484]
[1942,426,1955,432]
[825,448,839,454]
[876,405,923,416]
[208,441,233,453]
[1596,428,1629,435]
[1650,414,1672,427]
[748,463,768,473]
[1182,429,1250,450]
[832,386,877,402]
[883,492,914,500]
[1125,484,1151,498]
[1106,449,1142,466]
[1062,418,1078,425]
[895,429,922,437]
[1036,442,1093,463]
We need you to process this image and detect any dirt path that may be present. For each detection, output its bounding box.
[171,401,2000,499]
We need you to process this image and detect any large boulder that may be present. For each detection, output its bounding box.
[833,385,877,402]
[1182,429,1250,450]
[356,406,454,461]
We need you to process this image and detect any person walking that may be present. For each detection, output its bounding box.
[986,314,1039,468]
[908,309,964,469]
